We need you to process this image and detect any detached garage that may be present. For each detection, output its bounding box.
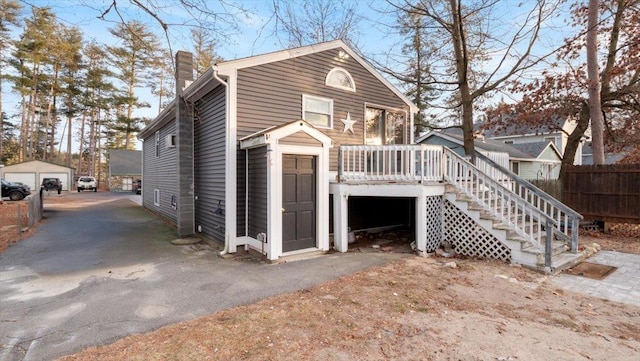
[0,160,74,191]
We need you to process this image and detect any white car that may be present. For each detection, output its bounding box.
[77,176,97,192]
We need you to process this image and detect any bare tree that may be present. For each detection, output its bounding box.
[268,0,362,47]
[389,0,559,155]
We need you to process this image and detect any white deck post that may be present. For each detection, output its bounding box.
[333,193,349,252]
[415,195,426,252]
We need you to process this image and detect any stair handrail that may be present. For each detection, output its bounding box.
[443,148,561,265]
[472,151,582,253]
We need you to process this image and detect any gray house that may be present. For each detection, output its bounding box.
[139,40,418,261]
[138,40,583,271]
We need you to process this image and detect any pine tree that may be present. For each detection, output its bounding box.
[107,21,160,149]
[0,0,22,164]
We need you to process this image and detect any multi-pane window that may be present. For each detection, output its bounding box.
[302,94,333,129]
[365,107,406,145]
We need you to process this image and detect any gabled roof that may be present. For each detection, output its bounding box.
[214,40,418,113]
[478,114,569,138]
[184,40,417,113]
[1,159,74,170]
[417,130,561,161]
[109,149,142,175]
[141,40,418,141]
[239,120,333,149]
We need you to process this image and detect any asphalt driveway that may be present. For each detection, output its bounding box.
[0,192,406,361]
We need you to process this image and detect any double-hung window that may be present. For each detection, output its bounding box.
[302,94,333,129]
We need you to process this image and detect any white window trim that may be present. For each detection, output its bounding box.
[154,189,160,206]
[302,94,333,129]
[155,131,160,157]
[363,103,408,145]
[165,134,176,148]
[512,161,520,175]
[325,67,356,92]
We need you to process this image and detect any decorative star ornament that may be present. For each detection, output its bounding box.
[340,112,356,134]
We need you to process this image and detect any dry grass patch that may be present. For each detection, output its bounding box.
[59,257,640,361]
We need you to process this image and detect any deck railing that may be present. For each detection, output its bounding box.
[337,144,582,267]
[444,148,564,261]
[471,151,582,253]
[339,144,443,183]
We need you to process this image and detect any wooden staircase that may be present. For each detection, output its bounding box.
[442,149,585,273]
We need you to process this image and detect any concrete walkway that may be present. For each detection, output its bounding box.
[552,251,640,307]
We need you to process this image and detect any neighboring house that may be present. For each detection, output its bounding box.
[0,160,74,191]
[108,149,142,191]
[417,129,562,180]
[581,141,627,165]
[138,40,582,272]
[478,116,587,165]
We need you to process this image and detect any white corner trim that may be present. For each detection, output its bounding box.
[225,69,238,253]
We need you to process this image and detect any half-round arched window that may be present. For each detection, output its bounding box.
[325,67,356,92]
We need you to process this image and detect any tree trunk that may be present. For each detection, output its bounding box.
[449,0,474,156]
[78,109,87,175]
[66,112,72,167]
[560,103,591,179]
[586,0,605,165]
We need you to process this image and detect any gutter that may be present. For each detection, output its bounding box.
[212,68,230,256]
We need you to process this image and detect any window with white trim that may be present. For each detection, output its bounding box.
[154,189,160,206]
[325,67,355,92]
[511,161,520,175]
[302,94,333,129]
[365,106,406,145]
[155,131,160,157]
[166,134,176,148]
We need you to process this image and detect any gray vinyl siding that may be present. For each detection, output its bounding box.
[280,132,323,147]
[236,48,410,171]
[141,121,178,223]
[247,147,268,238]
[237,149,246,237]
[194,86,226,242]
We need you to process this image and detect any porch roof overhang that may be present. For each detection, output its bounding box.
[239,120,334,149]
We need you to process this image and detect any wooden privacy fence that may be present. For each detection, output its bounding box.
[562,164,640,224]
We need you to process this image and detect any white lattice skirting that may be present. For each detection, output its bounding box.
[443,199,511,261]
[424,196,444,252]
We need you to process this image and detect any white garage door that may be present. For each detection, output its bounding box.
[5,173,37,190]
[40,173,69,191]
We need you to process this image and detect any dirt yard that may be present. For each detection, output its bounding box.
[3,196,639,360]
[57,232,639,360]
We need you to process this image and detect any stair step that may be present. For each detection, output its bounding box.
[521,241,568,256]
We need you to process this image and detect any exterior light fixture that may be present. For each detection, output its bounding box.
[338,50,350,59]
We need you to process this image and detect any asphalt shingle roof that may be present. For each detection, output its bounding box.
[109,150,142,176]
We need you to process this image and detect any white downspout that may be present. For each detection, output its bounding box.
[245,148,249,251]
[212,68,230,256]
